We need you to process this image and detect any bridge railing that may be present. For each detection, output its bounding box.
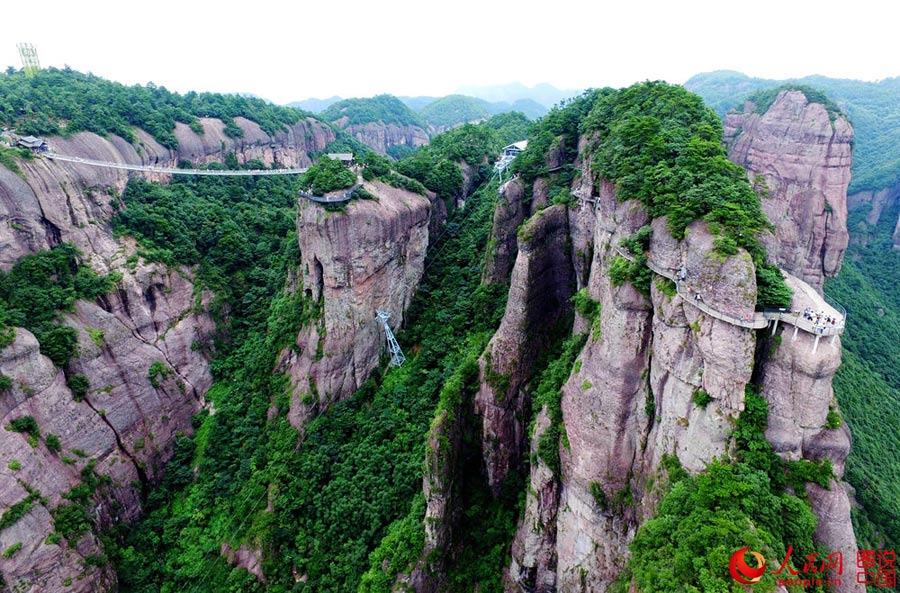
[612,245,843,337]
[824,293,848,323]
[298,182,362,204]
[44,153,307,176]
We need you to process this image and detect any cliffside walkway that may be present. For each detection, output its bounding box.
[613,246,845,351]
[43,153,308,176]
[298,182,362,204]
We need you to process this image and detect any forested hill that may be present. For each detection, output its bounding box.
[309,93,546,133]
[319,94,427,128]
[417,95,548,128]
[0,68,312,150]
[685,70,900,194]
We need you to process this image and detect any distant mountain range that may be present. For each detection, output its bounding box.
[454,82,583,109]
[286,83,582,124]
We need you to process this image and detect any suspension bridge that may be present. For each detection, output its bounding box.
[43,152,309,176]
[40,152,361,202]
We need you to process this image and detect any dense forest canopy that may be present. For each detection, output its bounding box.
[0,68,311,150]
[825,199,900,551]
[320,94,427,128]
[418,94,495,128]
[685,70,900,193]
[513,81,791,306]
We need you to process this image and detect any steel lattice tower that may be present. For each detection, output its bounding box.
[376,310,406,367]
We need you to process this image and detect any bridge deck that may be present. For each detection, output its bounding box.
[43,153,308,176]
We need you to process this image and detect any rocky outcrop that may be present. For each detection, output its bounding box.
[505,108,856,590]
[0,119,334,269]
[172,116,333,169]
[506,408,560,593]
[482,178,527,284]
[474,205,575,494]
[0,264,215,592]
[330,117,429,157]
[724,90,853,290]
[756,273,860,591]
[894,215,900,249]
[0,117,332,592]
[285,180,431,426]
[847,182,900,228]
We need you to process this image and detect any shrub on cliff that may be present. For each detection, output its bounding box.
[0,243,120,366]
[576,81,791,307]
[300,156,357,194]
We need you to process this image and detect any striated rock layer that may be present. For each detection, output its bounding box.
[330,117,430,157]
[0,117,333,592]
[724,90,853,289]
[285,180,431,426]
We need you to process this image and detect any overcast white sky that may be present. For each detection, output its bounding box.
[2,0,896,105]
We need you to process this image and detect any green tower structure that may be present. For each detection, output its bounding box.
[17,43,40,78]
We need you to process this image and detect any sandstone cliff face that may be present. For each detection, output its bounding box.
[474,205,575,494]
[852,180,900,248]
[482,178,527,284]
[331,117,430,157]
[503,100,858,591]
[0,118,333,592]
[724,90,853,289]
[756,273,858,586]
[285,180,431,426]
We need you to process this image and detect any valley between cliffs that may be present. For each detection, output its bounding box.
[0,78,869,593]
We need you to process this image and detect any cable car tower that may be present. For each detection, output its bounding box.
[376,310,406,367]
[17,43,41,78]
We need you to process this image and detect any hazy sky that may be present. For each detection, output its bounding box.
[3,0,896,105]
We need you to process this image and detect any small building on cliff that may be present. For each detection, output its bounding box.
[325,152,355,167]
[16,135,48,151]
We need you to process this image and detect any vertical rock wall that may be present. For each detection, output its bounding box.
[286,180,431,426]
[724,90,853,289]
[0,119,333,592]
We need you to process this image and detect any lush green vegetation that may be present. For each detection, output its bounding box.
[511,89,599,187]
[0,243,121,366]
[622,388,830,593]
[685,70,900,193]
[825,198,900,551]
[7,415,39,438]
[416,94,542,131]
[110,156,508,591]
[396,115,530,202]
[112,169,303,347]
[0,68,310,149]
[321,94,426,128]
[299,156,357,195]
[0,143,34,177]
[745,84,842,119]
[577,82,790,307]
[0,485,41,533]
[532,332,589,475]
[481,111,534,146]
[419,95,495,128]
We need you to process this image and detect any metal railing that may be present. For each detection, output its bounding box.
[44,153,307,176]
[612,245,845,338]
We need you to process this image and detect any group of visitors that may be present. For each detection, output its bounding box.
[800,307,839,331]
